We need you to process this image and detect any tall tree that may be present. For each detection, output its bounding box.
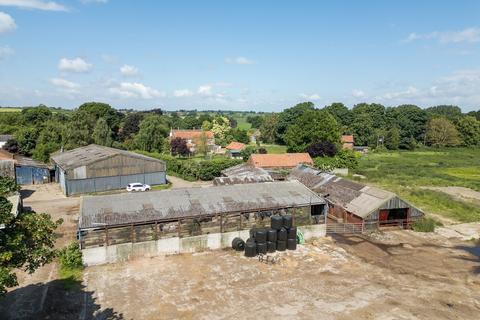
[384,126,400,150]
[121,113,144,139]
[170,137,190,157]
[13,127,39,156]
[323,103,352,129]
[275,102,315,144]
[456,116,480,146]
[426,105,463,122]
[92,118,113,147]
[386,105,428,148]
[259,114,278,144]
[426,118,462,147]
[134,115,169,152]
[351,103,386,145]
[284,109,340,152]
[21,105,52,126]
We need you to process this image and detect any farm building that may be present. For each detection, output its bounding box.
[0,149,51,185]
[78,180,327,265]
[247,153,313,169]
[214,163,274,185]
[0,135,12,149]
[51,144,166,196]
[289,165,424,229]
[225,141,246,158]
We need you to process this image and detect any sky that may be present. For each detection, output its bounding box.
[0,0,479,112]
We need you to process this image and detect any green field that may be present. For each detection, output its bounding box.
[354,148,480,223]
[259,144,287,154]
[231,113,252,130]
[0,107,22,112]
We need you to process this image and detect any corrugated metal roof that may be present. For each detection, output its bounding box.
[79,180,325,229]
[51,144,165,170]
[213,174,274,186]
[221,163,269,178]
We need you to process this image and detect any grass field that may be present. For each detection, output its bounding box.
[231,113,252,130]
[354,148,480,223]
[259,144,287,154]
[0,107,22,112]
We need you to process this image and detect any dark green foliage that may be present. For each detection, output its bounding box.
[386,105,428,148]
[2,139,19,154]
[170,137,190,157]
[323,102,352,129]
[240,146,257,161]
[21,105,52,125]
[0,176,18,197]
[275,102,315,144]
[58,242,83,270]
[246,115,264,128]
[134,115,169,152]
[426,105,462,122]
[121,113,144,139]
[284,109,340,152]
[313,149,359,170]
[306,141,338,158]
[198,158,243,180]
[456,116,480,146]
[259,114,278,144]
[14,127,39,156]
[384,127,400,150]
[228,128,249,144]
[412,217,437,232]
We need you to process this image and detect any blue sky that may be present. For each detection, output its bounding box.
[0,0,479,111]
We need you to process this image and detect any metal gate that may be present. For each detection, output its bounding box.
[326,222,364,234]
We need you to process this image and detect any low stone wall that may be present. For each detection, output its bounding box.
[82,224,326,266]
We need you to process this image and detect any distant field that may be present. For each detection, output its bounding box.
[354,148,480,223]
[260,144,287,154]
[231,114,252,130]
[0,108,22,112]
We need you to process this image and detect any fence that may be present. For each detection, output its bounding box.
[326,218,419,235]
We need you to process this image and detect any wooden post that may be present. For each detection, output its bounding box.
[178,219,182,238]
[131,224,135,243]
[105,226,109,246]
[220,214,223,233]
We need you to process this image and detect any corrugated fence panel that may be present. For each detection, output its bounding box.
[68,179,95,195]
[120,174,145,187]
[144,172,166,185]
[93,176,122,192]
[15,166,33,185]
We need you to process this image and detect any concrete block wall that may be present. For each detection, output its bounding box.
[82,225,326,266]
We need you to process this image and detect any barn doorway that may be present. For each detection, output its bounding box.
[379,208,409,227]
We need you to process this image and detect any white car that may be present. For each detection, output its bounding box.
[126,183,151,192]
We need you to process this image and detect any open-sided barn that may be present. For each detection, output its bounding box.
[51,144,166,196]
[289,165,424,229]
[78,180,327,265]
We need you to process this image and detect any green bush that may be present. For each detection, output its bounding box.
[58,242,83,269]
[313,149,360,171]
[412,217,437,232]
[0,176,19,196]
[198,158,242,180]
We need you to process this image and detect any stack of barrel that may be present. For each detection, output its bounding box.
[243,214,297,257]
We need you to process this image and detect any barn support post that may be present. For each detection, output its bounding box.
[105,226,109,246]
[131,224,135,243]
[178,219,182,238]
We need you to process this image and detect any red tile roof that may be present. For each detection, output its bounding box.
[341,135,354,143]
[225,142,246,150]
[248,153,313,168]
[171,130,214,140]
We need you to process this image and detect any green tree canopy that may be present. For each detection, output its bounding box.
[134,115,169,152]
[275,102,315,144]
[456,116,480,146]
[93,118,113,147]
[426,117,462,147]
[323,102,352,129]
[284,109,340,152]
[259,114,278,144]
[426,105,463,122]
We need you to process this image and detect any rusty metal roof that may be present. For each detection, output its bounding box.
[51,144,165,170]
[213,175,274,186]
[79,180,325,229]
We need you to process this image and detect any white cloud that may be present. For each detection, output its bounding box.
[0,11,16,34]
[403,27,480,44]
[352,89,365,98]
[0,45,14,59]
[80,0,108,4]
[50,77,80,93]
[299,93,320,101]
[197,85,212,96]
[225,56,255,65]
[0,0,68,11]
[380,86,419,100]
[58,57,92,73]
[109,82,165,99]
[173,89,194,97]
[120,64,139,76]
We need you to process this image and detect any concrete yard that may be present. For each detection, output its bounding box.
[1,185,479,319]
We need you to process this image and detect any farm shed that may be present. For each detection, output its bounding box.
[0,150,51,185]
[51,144,166,196]
[78,181,327,264]
[225,141,246,158]
[289,165,424,229]
[217,163,274,185]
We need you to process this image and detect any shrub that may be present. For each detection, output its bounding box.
[412,217,437,232]
[198,158,243,180]
[0,176,19,196]
[58,242,83,270]
[313,149,360,171]
[306,140,338,158]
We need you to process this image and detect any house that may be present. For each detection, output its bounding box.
[225,141,246,158]
[0,135,12,149]
[247,153,313,169]
[289,165,424,230]
[341,135,354,150]
[169,129,217,154]
[51,144,166,196]
[0,149,51,185]
[78,180,327,265]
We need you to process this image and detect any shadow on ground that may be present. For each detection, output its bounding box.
[455,239,480,274]
[0,278,125,320]
[19,189,35,199]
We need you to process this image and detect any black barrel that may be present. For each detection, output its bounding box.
[255,229,267,243]
[287,226,297,240]
[277,227,287,241]
[244,242,257,257]
[257,242,267,255]
[231,237,245,251]
[267,229,277,242]
[246,237,256,244]
[287,238,297,250]
[267,241,276,253]
[271,215,283,230]
[249,228,256,239]
[277,240,287,251]
[283,215,293,229]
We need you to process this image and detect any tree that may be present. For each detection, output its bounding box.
[92,118,113,147]
[211,116,231,141]
[134,115,169,152]
[78,102,123,128]
[2,139,19,154]
[196,130,210,158]
[21,105,52,125]
[284,109,340,152]
[170,137,190,157]
[63,110,96,149]
[426,118,462,147]
[306,141,338,158]
[426,105,462,122]
[121,113,144,139]
[240,146,257,161]
[246,115,264,129]
[456,116,480,146]
[13,127,39,156]
[276,102,315,144]
[0,177,62,295]
[350,112,375,146]
[351,103,386,146]
[229,128,250,144]
[323,103,352,129]
[384,126,400,150]
[259,114,278,144]
[386,105,428,148]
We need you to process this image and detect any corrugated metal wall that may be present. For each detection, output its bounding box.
[65,154,166,179]
[365,196,424,221]
[65,171,166,195]
[15,166,50,185]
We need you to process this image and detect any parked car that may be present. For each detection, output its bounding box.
[126,183,151,192]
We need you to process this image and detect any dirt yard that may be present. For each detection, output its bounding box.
[1,184,479,319]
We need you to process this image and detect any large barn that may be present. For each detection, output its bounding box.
[289,165,424,229]
[78,180,327,265]
[51,144,166,196]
